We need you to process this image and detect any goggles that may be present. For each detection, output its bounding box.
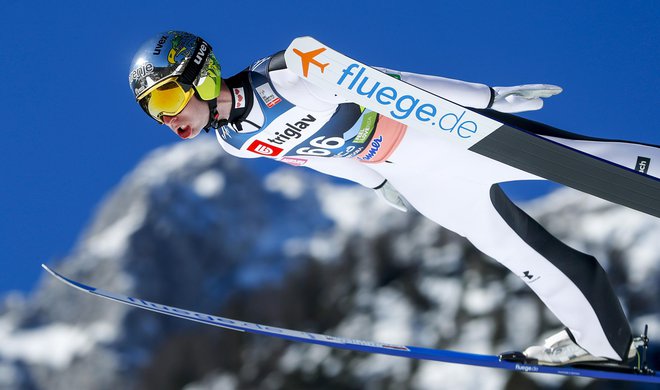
[137,77,195,123]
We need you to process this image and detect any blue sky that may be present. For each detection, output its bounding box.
[1,1,658,296]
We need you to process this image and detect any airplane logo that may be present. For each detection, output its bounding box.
[292,47,329,77]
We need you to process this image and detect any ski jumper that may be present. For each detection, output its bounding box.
[215,52,660,361]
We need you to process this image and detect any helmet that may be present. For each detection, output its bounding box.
[128,31,221,124]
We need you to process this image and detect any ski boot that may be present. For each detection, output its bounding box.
[501,326,653,374]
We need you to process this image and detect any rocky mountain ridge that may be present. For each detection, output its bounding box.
[1,138,658,390]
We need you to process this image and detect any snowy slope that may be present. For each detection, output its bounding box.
[0,138,658,390]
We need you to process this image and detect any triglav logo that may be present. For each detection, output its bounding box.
[268,114,316,145]
[247,140,284,157]
[247,114,317,157]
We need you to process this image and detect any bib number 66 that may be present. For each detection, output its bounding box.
[296,136,345,156]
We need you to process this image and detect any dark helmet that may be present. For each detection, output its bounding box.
[128,31,221,124]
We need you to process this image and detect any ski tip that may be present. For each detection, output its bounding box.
[41,264,97,293]
[41,263,55,275]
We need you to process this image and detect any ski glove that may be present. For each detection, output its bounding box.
[491,84,562,113]
[374,180,409,212]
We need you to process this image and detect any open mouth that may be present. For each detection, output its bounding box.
[177,126,192,139]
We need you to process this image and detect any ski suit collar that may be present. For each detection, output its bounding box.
[223,70,254,131]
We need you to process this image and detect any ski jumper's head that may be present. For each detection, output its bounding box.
[128,31,223,133]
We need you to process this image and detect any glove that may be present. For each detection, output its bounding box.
[374,180,409,212]
[491,84,562,113]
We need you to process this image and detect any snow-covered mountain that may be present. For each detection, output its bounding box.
[0,138,658,390]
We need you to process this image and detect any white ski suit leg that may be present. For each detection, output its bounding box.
[370,127,638,360]
[474,108,660,179]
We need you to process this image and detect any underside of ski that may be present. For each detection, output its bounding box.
[282,36,660,218]
[42,265,660,384]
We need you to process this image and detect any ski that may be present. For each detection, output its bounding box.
[42,265,660,384]
[283,37,660,218]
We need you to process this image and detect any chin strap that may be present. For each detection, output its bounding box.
[203,98,227,133]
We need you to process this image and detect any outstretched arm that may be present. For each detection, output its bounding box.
[301,157,409,212]
[375,67,562,113]
[273,66,561,114]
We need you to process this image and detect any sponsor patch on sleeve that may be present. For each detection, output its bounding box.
[233,87,246,109]
[256,83,282,108]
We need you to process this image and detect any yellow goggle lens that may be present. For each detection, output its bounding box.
[143,80,194,120]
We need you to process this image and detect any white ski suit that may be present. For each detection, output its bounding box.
[214,51,660,361]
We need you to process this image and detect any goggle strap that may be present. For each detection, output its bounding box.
[179,38,213,86]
